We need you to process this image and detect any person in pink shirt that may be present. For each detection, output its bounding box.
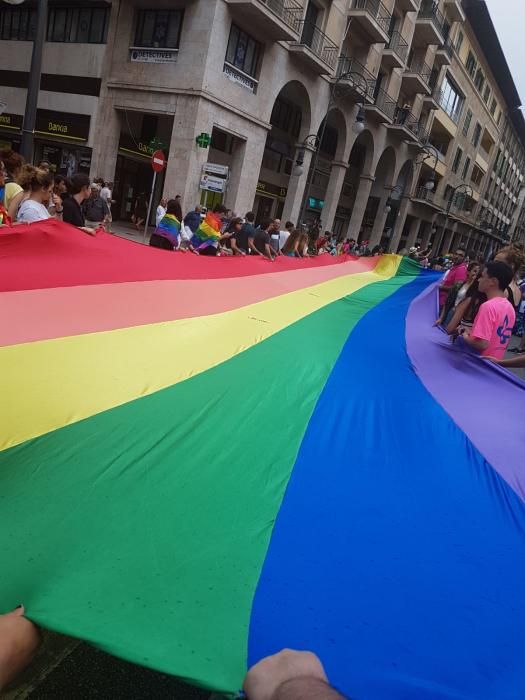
[461,261,516,360]
[439,247,468,308]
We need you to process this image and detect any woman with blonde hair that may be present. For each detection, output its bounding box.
[17,166,62,223]
[0,149,25,221]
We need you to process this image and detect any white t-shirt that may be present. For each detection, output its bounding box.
[279,230,290,249]
[17,200,51,223]
[100,186,112,204]
[156,205,166,226]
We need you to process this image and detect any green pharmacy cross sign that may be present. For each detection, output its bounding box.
[196,132,211,148]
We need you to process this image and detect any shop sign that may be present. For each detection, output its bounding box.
[0,112,23,133]
[130,47,178,64]
[118,133,157,160]
[200,173,226,193]
[308,197,325,211]
[35,110,90,142]
[256,180,288,199]
[203,163,229,176]
[223,63,257,93]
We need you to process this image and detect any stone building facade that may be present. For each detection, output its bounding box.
[1,0,524,253]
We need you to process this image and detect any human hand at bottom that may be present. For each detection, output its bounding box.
[244,649,342,700]
[0,607,41,691]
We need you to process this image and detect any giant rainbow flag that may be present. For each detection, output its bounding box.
[1,220,524,699]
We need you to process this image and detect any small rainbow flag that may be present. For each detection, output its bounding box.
[155,212,180,247]
[191,210,221,250]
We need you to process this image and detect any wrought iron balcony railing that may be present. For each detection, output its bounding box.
[295,19,339,69]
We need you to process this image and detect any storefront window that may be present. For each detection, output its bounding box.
[134,9,183,49]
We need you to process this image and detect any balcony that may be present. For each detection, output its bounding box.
[412,186,442,210]
[395,0,420,11]
[434,39,453,66]
[364,87,397,123]
[413,1,446,47]
[423,86,442,110]
[382,31,409,69]
[224,0,303,41]
[336,55,377,103]
[289,20,338,75]
[401,56,432,95]
[347,0,391,44]
[444,0,465,22]
[386,110,427,145]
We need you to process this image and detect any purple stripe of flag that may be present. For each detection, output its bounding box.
[406,283,525,502]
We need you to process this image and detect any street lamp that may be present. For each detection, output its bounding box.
[2,0,48,161]
[433,182,473,256]
[296,70,370,229]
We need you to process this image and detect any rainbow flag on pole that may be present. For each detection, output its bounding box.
[191,210,221,250]
[1,220,524,698]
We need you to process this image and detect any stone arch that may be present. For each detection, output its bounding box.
[268,80,313,140]
[348,129,375,176]
[320,107,347,163]
[372,146,397,193]
[394,159,415,194]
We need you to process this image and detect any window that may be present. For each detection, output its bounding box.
[483,85,491,104]
[452,147,463,174]
[134,9,183,49]
[474,68,485,92]
[472,122,482,147]
[455,30,464,53]
[462,156,471,180]
[465,50,477,78]
[211,129,234,154]
[47,7,109,43]
[439,75,464,123]
[0,6,37,40]
[490,98,497,117]
[463,109,472,137]
[471,164,485,187]
[225,24,261,78]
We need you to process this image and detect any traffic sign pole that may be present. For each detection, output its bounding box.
[144,150,166,241]
[144,170,158,241]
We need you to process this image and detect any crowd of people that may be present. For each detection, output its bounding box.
[434,244,525,367]
[0,150,112,233]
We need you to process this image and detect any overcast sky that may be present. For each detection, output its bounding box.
[484,0,525,103]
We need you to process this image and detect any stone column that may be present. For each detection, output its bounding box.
[369,187,392,249]
[346,174,375,240]
[405,217,421,251]
[226,127,267,216]
[89,98,121,183]
[420,221,432,250]
[321,161,348,232]
[164,95,210,209]
[281,146,314,225]
[389,195,411,253]
[441,224,457,255]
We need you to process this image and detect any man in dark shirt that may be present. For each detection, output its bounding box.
[83,184,110,228]
[231,210,256,254]
[62,173,96,234]
[252,218,278,261]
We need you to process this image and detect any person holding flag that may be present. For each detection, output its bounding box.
[149,199,182,251]
[190,204,231,255]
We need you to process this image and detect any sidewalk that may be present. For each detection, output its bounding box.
[108,220,154,245]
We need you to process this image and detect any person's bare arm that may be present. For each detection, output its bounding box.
[461,329,489,353]
[230,237,246,256]
[0,607,41,691]
[244,650,344,700]
[445,298,471,334]
[7,191,24,221]
[486,355,525,368]
[249,237,263,256]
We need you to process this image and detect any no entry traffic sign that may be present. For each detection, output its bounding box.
[151,150,166,172]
